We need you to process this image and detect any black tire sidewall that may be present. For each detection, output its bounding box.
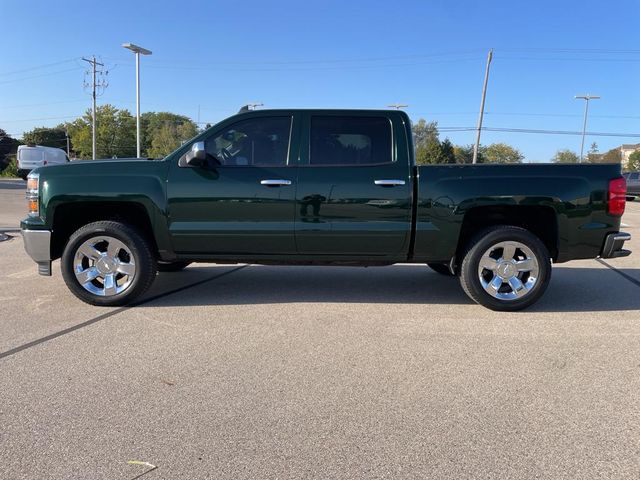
[460,227,551,311]
[61,221,156,306]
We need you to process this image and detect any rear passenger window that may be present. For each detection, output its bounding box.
[630,173,639,181]
[310,116,392,165]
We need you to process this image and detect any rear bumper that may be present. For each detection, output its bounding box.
[600,232,631,259]
[21,229,52,275]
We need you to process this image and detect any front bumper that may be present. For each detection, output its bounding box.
[21,229,52,275]
[600,232,631,259]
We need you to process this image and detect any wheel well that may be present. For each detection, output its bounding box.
[456,205,558,261]
[50,202,157,260]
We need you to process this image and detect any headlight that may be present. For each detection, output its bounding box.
[26,172,39,217]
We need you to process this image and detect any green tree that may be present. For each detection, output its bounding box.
[585,142,601,163]
[453,144,481,164]
[0,129,21,173]
[440,138,456,164]
[413,118,443,165]
[141,112,199,158]
[627,150,640,171]
[65,105,136,159]
[551,149,579,163]
[599,148,622,164]
[482,143,524,164]
[412,119,439,149]
[22,127,68,150]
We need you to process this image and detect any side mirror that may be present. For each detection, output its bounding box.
[182,141,206,167]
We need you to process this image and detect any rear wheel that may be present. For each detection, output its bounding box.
[61,221,157,306]
[459,226,551,311]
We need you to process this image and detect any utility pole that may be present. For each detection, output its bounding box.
[65,129,70,156]
[82,56,106,159]
[387,103,408,110]
[575,94,600,162]
[472,49,493,164]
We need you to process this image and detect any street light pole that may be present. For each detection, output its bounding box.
[575,94,600,162]
[122,43,152,158]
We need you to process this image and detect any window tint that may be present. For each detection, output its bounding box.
[310,116,392,165]
[630,173,639,180]
[205,116,291,166]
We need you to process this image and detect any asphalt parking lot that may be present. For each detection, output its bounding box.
[1,177,639,479]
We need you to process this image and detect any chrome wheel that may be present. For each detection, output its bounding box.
[73,236,136,297]
[477,241,539,301]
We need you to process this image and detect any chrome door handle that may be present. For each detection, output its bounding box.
[260,179,292,186]
[374,179,406,186]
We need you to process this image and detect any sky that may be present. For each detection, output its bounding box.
[1,0,639,162]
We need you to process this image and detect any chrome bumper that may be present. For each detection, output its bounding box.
[21,229,52,276]
[601,232,631,259]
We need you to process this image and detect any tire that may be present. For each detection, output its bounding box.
[459,226,551,311]
[61,221,157,306]
[427,263,455,276]
[157,260,192,272]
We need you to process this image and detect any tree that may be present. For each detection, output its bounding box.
[585,142,601,163]
[440,138,456,164]
[551,149,579,163]
[22,127,68,150]
[627,150,640,171]
[482,143,524,164]
[413,118,444,165]
[453,144,481,164]
[141,112,199,158]
[600,148,622,164]
[0,129,20,172]
[65,105,136,159]
[412,119,439,150]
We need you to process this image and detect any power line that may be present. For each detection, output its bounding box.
[0,67,84,85]
[0,58,80,77]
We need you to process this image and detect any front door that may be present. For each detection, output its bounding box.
[167,114,299,255]
[295,113,412,256]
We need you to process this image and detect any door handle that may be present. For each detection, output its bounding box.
[374,179,406,186]
[260,179,292,186]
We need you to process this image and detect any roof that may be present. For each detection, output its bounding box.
[620,143,640,150]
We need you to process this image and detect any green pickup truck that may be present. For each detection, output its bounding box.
[21,109,630,311]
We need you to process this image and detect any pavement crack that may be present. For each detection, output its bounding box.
[0,265,248,361]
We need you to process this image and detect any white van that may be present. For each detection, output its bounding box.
[17,145,69,180]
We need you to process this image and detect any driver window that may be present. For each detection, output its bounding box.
[205,116,292,166]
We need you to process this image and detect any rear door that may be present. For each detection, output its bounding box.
[294,112,412,256]
[166,113,299,255]
[18,147,44,170]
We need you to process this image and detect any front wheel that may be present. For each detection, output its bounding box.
[61,221,157,306]
[459,226,551,311]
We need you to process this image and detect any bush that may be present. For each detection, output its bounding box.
[0,156,19,178]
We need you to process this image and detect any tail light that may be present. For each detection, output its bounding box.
[26,173,39,217]
[608,177,626,216]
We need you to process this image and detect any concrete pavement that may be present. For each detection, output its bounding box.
[1,179,639,479]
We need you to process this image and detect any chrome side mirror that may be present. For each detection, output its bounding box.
[182,141,206,167]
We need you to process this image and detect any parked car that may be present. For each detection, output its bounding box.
[624,171,640,197]
[20,109,630,311]
[17,145,69,180]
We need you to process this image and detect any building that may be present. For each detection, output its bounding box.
[621,143,640,169]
